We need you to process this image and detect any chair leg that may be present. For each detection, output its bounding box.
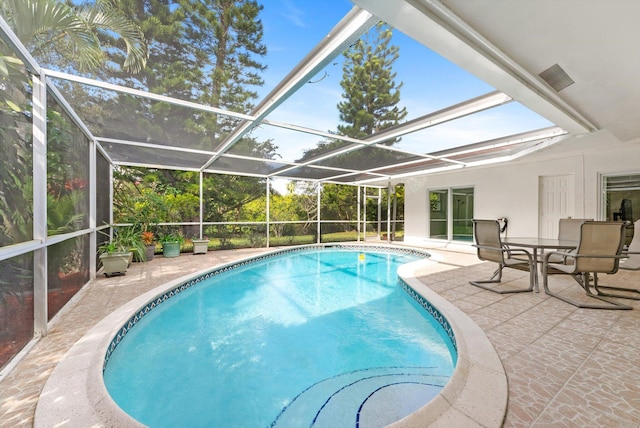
[469,265,534,294]
[590,278,640,301]
[543,271,633,310]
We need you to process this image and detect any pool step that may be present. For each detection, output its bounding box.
[271,366,449,427]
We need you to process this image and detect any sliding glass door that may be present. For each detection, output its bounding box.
[429,187,474,241]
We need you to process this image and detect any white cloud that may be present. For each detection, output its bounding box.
[279,0,306,27]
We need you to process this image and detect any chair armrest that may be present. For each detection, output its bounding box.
[542,250,569,263]
[543,251,625,267]
[473,244,533,262]
[569,254,625,260]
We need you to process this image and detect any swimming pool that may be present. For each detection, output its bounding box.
[103,246,456,427]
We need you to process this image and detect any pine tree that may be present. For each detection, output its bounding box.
[298,23,408,227]
[300,22,407,162]
[106,1,273,223]
[178,1,273,222]
[337,22,407,141]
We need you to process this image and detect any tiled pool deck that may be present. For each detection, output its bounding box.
[1,243,639,427]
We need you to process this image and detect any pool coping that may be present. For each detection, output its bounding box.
[393,257,507,427]
[34,244,507,427]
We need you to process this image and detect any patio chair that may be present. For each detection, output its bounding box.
[542,221,632,309]
[469,219,535,293]
[590,219,640,300]
[546,218,592,264]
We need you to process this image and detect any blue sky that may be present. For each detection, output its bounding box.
[251,0,553,164]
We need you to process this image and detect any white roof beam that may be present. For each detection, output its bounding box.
[364,90,512,145]
[200,6,378,171]
[44,69,254,121]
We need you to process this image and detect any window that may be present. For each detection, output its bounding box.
[603,173,640,246]
[429,187,474,241]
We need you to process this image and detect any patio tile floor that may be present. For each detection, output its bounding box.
[1,244,639,427]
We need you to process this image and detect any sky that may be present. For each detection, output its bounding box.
[249,0,553,165]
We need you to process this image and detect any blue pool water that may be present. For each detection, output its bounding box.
[104,248,456,427]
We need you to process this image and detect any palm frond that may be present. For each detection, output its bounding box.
[1,0,146,73]
[77,0,148,73]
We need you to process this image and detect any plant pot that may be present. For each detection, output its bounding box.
[162,241,181,258]
[145,244,156,261]
[99,252,130,277]
[192,239,209,255]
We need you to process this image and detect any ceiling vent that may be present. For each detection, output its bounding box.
[539,63,575,92]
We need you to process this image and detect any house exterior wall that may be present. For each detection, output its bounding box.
[403,131,640,247]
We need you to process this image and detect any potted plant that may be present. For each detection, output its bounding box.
[192,237,209,255]
[116,226,147,264]
[159,233,183,258]
[141,231,156,261]
[140,231,156,261]
[97,239,130,277]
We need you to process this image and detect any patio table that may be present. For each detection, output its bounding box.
[502,237,577,292]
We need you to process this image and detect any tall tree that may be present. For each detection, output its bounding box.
[185,1,266,108]
[300,23,406,163]
[180,1,273,222]
[337,22,407,140]
[96,0,203,151]
[300,23,407,226]
[106,1,274,224]
[181,0,267,148]
[108,1,267,149]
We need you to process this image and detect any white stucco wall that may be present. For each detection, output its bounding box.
[402,130,640,246]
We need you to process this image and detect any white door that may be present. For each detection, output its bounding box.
[539,174,574,238]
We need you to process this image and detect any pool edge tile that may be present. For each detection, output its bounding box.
[396,261,508,428]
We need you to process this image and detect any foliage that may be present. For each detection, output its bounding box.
[299,23,406,164]
[263,193,302,237]
[364,185,405,223]
[158,232,184,245]
[97,240,125,256]
[95,1,270,146]
[321,184,358,228]
[1,0,147,248]
[203,174,268,223]
[113,172,164,228]
[115,225,146,262]
[0,41,33,247]
[338,22,407,140]
[283,181,319,234]
[113,171,200,232]
[181,0,266,120]
[141,231,155,245]
[293,23,406,226]
[163,191,200,222]
[97,230,126,255]
[47,191,84,235]
[103,1,272,224]
[247,231,265,248]
[0,0,148,73]
[97,226,146,261]
[0,70,89,246]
